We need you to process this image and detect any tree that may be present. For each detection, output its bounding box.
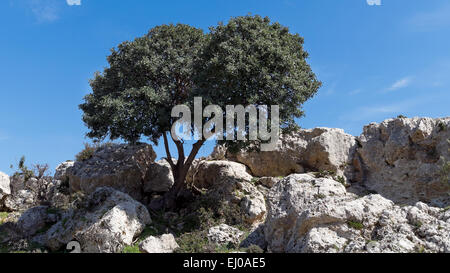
[79,16,321,209]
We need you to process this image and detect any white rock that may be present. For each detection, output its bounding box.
[139,234,179,253]
[144,159,174,192]
[44,187,151,253]
[264,174,450,253]
[356,117,450,206]
[207,224,244,246]
[69,143,156,201]
[226,128,357,179]
[0,171,11,200]
[54,161,74,181]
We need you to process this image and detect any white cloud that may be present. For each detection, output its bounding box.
[366,0,381,6]
[66,0,81,6]
[386,77,412,92]
[408,4,450,31]
[30,0,59,22]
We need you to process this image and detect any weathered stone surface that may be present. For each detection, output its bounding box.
[265,174,450,253]
[69,143,156,201]
[0,171,10,204]
[3,175,70,211]
[258,177,281,188]
[240,223,267,250]
[191,160,252,189]
[139,234,179,253]
[356,117,450,206]
[144,159,174,193]
[207,224,244,246]
[226,128,356,179]
[188,160,265,225]
[54,161,74,181]
[44,187,151,253]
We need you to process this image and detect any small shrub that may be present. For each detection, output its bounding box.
[336,176,346,185]
[314,193,326,199]
[174,230,212,253]
[75,143,98,162]
[12,156,35,181]
[397,115,407,119]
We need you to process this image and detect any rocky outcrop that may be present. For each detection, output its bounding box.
[139,234,179,253]
[3,175,70,211]
[44,187,151,253]
[191,160,252,189]
[189,160,265,225]
[264,174,450,253]
[0,172,10,204]
[207,224,244,247]
[144,159,174,193]
[68,143,156,201]
[225,128,357,179]
[54,161,74,181]
[356,117,450,206]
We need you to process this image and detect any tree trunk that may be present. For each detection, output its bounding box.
[162,132,205,210]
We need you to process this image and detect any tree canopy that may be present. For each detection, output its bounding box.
[79,15,321,206]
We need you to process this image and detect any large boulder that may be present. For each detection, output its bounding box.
[191,160,252,189]
[44,187,151,253]
[264,174,450,253]
[356,117,450,206]
[225,128,357,179]
[0,171,11,207]
[189,160,265,225]
[139,234,179,253]
[68,143,156,201]
[143,159,174,193]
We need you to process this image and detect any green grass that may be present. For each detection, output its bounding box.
[0,212,8,224]
[347,221,364,230]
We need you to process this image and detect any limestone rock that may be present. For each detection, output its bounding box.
[139,234,179,253]
[226,128,356,179]
[264,174,450,253]
[144,159,174,193]
[69,143,156,201]
[54,161,74,181]
[192,160,252,189]
[0,171,10,204]
[207,224,244,246]
[356,117,450,206]
[44,187,151,253]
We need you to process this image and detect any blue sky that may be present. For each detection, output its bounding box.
[1,0,449,175]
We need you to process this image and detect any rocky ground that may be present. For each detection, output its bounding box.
[0,117,449,253]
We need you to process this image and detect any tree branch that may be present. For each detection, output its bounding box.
[162,132,175,170]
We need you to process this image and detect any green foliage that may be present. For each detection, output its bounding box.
[174,230,212,253]
[397,115,407,119]
[196,15,321,151]
[347,221,364,230]
[336,176,346,186]
[75,143,98,162]
[80,24,207,143]
[80,16,320,166]
[0,212,8,225]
